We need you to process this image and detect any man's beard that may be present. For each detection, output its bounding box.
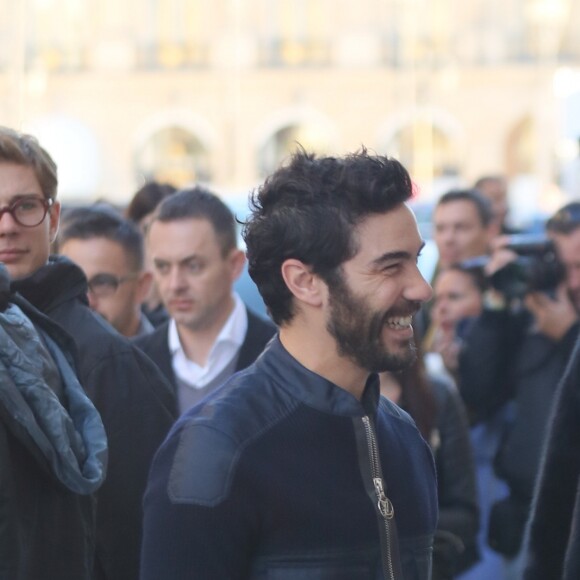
[325,272,418,373]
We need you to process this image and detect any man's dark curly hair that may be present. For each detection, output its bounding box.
[243,148,414,325]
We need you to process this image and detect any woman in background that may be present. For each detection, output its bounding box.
[380,345,479,580]
[430,264,512,580]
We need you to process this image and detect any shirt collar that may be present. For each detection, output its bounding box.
[169,292,248,357]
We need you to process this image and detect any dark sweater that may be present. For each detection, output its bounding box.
[141,338,438,579]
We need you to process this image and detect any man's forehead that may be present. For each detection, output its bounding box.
[0,163,43,197]
[351,205,423,259]
[148,218,225,260]
[553,229,580,258]
[62,236,131,268]
[435,200,482,224]
[149,217,215,238]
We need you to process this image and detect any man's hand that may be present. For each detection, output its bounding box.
[484,235,519,278]
[524,284,579,341]
[432,328,461,373]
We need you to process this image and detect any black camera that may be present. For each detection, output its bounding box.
[489,234,565,300]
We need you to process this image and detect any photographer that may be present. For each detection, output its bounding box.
[457,206,580,579]
[523,202,580,579]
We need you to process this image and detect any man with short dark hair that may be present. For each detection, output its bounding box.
[141,150,438,579]
[474,175,518,235]
[0,125,175,580]
[419,188,497,346]
[520,204,580,580]
[546,202,580,314]
[59,206,154,337]
[134,187,275,416]
[433,188,498,271]
[457,202,580,577]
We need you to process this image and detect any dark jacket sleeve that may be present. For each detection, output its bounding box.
[141,420,256,580]
[0,421,18,578]
[432,378,480,575]
[458,308,528,422]
[84,347,176,580]
[132,322,176,394]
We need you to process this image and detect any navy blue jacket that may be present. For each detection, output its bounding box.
[141,337,438,579]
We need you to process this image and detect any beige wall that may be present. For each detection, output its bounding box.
[0,0,578,209]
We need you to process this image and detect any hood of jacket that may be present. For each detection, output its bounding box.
[11,255,89,314]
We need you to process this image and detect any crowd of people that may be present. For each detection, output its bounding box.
[0,123,578,580]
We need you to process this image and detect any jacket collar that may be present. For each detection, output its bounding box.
[258,336,380,417]
[11,255,88,313]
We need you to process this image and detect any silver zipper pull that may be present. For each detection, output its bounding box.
[373,477,394,519]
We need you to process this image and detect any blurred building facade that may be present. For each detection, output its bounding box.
[1,0,580,212]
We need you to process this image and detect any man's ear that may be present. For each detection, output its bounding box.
[280,259,324,308]
[49,200,61,247]
[136,271,153,305]
[228,248,246,282]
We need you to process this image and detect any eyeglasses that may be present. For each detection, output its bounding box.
[546,203,580,234]
[87,272,139,298]
[0,197,53,227]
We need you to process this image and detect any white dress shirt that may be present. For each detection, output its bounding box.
[169,293,248,388]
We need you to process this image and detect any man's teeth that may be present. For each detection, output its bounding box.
[385,316,413,328]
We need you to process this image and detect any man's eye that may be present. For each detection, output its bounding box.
[382,263,400,274]
[187,262,202,273]
[15,199,42,212]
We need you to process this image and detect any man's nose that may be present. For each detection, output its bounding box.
[407,268,433,304]
[0,209,19,233]
[440,229,455,245]
[168,268,185,291]
[87,291,99,310]
[567,269,580,292]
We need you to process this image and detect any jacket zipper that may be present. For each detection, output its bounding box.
[362,415,396,580]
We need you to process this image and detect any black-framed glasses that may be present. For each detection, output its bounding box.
[87,272,140,298]
[0,197,53,227]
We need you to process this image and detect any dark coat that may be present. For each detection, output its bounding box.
[11,256,176,580]
[141,338,438,579]
[458,308,578,556]
[133,309,275,415]
[523,335,580,580]
[430,378,480,579]
[0,285,107,580]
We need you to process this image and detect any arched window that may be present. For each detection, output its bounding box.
[258,122,332,176]
[135,126,210,187]
[386,121,460,184]
[506,116,536,177]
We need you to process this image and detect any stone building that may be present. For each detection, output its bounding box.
[0,0,579,215]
